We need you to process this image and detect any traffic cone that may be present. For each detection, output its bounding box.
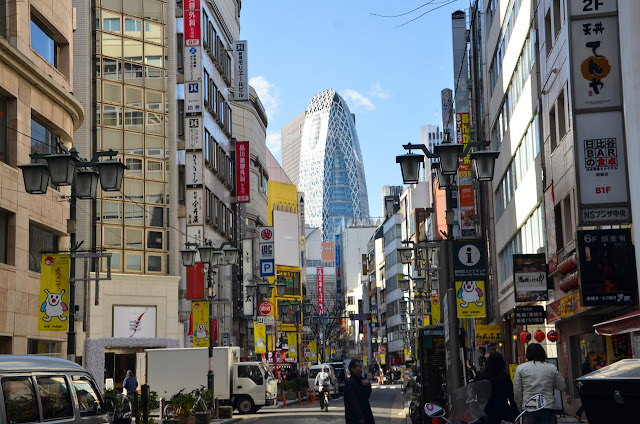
[282,391,287,408]
[298,391,302,406]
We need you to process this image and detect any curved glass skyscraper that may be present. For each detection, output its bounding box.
[298,89,370,240]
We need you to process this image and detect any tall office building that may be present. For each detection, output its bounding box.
[298,89,370,240]
[281,111,306,187]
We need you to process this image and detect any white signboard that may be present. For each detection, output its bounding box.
[185,82,203,116]
[185,117,202,150]
[257,315,275,325]
[260,243,274,260]
[570,16,622,109]
[243,239,254,316]
[186,151,203,188]
[113,306,157,338]
[575,111,628,205]
[233,40,248,101]
[184,45,203,82]
[186,225,204,246]
[569,0,617,17]
[259,227,274,243]
[186,189,203,225]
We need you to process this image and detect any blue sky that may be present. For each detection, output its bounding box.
[240,0,466,218]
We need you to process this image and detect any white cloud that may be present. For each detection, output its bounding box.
[249,76,279,121]
[266,132,282,156]
[368,82,391,99]
[340,89,376,112]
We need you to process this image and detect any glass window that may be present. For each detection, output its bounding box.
[125,157,143,177]
[146,205,163,227]
[147,254,162,272]
[144,67,162,89]
[103,81,122,104]
[124,39,143,63]
[36,376,73,420]
[123,0,142,16]
[1,377,39,423]
[102,128,122,151]
[31,16,57,67]
[103,58,122,80]
[0,209,9,264]
[103,250,121,272]
[146,112,163,135]
[146,230,163,249]
[28,224,58,272]
[144,21,163,44]
[102,33,122,58]
[145,135,163,157]
[124,203,144,226]
[103,105,123,128]
[71,376,103,417]
[124,17,142,38]
[125,228,143,248]
[0,95,7,164]
[124,109,144,132]
[143,0,164,24]
[31,117,56,156]
[125,252,142,272]
[144,43,162,67]
[124,132,144,155]
[102,0,122,11]
[125,86,143,108]
[102,10,121,33]
[102,201,123,224]
[124,179,143,202]
[146,159,162,180]
[124,62,143,86]
[103,226,122,247]
[146,181,164,203]
[146,90,162,111]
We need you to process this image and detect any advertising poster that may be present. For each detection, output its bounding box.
[254,323,267,354]
[513,254,549,302]
[113,306,156,338]
[288,333,297,358]
[309,340,317,360]
[455,280,486,318]
[191,301,209,347]
[38,254,70,332]
[577,229,638,306]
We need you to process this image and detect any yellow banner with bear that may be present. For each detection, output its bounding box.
[38,254,70,332]
[254,324,267,354]
[192,301,210,347]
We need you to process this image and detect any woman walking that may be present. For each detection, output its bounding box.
[514,344,566,424]
[476,352,519,424]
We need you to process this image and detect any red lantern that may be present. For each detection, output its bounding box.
[534,330,546,342]
[547,330,559,342]
[520,331,532,343]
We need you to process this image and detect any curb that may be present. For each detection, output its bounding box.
[211,418,242,424]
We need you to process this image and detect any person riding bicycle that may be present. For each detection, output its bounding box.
[315,366,334,410]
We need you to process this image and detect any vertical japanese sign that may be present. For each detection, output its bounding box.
[569,0,630,225]
[183,0,201,46]
[287,333,297,358]
[254,323,267,353]
[259,227,275,276]
[243,239,254,316]
[513,254,549,302]
[544,184,558,272]
[335,234,342,297]
[211,318,218,342]
[441,89,454,137]
[235,141,250,202]
[456,112,475,238]
[38,254,70,332]
[317,267,325,316]
[233,40,248,101]
[192,301,210,347]
[186,262,205,300]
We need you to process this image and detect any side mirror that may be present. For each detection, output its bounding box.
[524,393,547,412]
[424,403,445,417]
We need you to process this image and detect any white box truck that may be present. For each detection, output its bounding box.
[144,347,277,414]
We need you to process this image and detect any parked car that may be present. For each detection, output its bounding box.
[308,364,339,398]
[326,362,346,393]
[0,355,109,424]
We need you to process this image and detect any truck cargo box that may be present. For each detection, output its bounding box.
[146,347,208,398]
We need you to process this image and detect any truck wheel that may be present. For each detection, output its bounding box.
[236,396,256,414]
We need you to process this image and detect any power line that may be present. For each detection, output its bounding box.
[370,1,439,18]
[394,0,460,29]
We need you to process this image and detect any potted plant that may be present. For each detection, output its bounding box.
[170,393,197,424]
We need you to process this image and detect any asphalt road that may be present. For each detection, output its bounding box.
[238,384,406,424]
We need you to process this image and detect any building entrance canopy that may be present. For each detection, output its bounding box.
[593,310,640,336]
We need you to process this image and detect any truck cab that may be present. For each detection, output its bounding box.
[232,361,277,414]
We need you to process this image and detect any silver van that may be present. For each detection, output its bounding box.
[0,355,109,424]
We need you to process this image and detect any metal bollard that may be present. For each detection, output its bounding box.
[312,388,316,403]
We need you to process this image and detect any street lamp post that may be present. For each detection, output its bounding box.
[19,142,126,361]
[396,132,499,395]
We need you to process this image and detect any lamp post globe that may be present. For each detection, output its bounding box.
[434,143,464,175]
[44,153,78,186]
[276,282,286,296]
[197,244,215,265]
[95,158,126,191]
[210,250,223,267]
[18,163,50,194]
[470,151,500,181]
[75,168,100,199]
[257,281,269,296]
[222,245,239,265]
[180,247,197,267]
[396,152,423,184]
[281,302,289,315]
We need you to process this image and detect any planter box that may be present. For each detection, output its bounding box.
[194,412,210,424]
[178,416,195,424]
[218,406,233,419]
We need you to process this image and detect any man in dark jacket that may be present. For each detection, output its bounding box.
[344,359,375,424]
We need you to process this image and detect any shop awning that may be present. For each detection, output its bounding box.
[593,310,640,336]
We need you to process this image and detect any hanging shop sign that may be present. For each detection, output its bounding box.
[235,141,250,202]
[513,254,549,302]
[547,291,587,323]
[184,45,202,82]
[242,240,254,316]
[577,229,638,306]
[515,305,546,325]
[475,324,501,341]
[233,40,249,101]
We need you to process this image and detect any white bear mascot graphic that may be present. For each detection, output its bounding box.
[457,281,484,308]
[40,289,68,321]
[194,323,209,342]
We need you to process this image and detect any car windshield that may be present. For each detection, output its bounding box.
[259,363,275,379]
[334,368,345,381]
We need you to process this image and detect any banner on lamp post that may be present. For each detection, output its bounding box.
[309,340,318,360]
[254,323,267,354]
[38,254,70,332]
[191,301,210,347]
[288,333,297,358]
[317,267,325,315]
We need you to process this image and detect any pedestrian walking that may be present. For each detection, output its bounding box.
[514,344,566,424]
[466,359,477,383]
[475,352,519,424]
[123,370,138,397]
[344,359,374,424]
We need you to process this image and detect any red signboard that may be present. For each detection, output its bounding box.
[258,301,272,315]
[186,262,205,300]
[235,141,250,202]
[317,267,325,315]
[211,319,218,341]
[184,0,200,10]
[184,10,201,46]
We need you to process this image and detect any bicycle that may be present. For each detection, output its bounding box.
[163,388,185,418]
[317,389,330,412]
[191,386,208,413]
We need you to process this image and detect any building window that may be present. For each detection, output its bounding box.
[0,209,10,264]
[29,224,59,272]
[31,117,56,156]
[31,15,58,68]
[0,96,6,163]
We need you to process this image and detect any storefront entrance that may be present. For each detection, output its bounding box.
[105,350,137,390]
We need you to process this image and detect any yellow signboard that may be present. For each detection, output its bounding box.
[423,315,431,326]
[363,355,368,366]
[254,324,267,354]
[309,340,317,360]
[589,353,608,371]
[455,281,487,318]
[287,333,297,358]
[38,254,71,332]
[380,353,386,365]
[509,364,518,382]
[404,348,411,361]
[431,294,441,324]
[476,324,502,341]
[192,301,210,347]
